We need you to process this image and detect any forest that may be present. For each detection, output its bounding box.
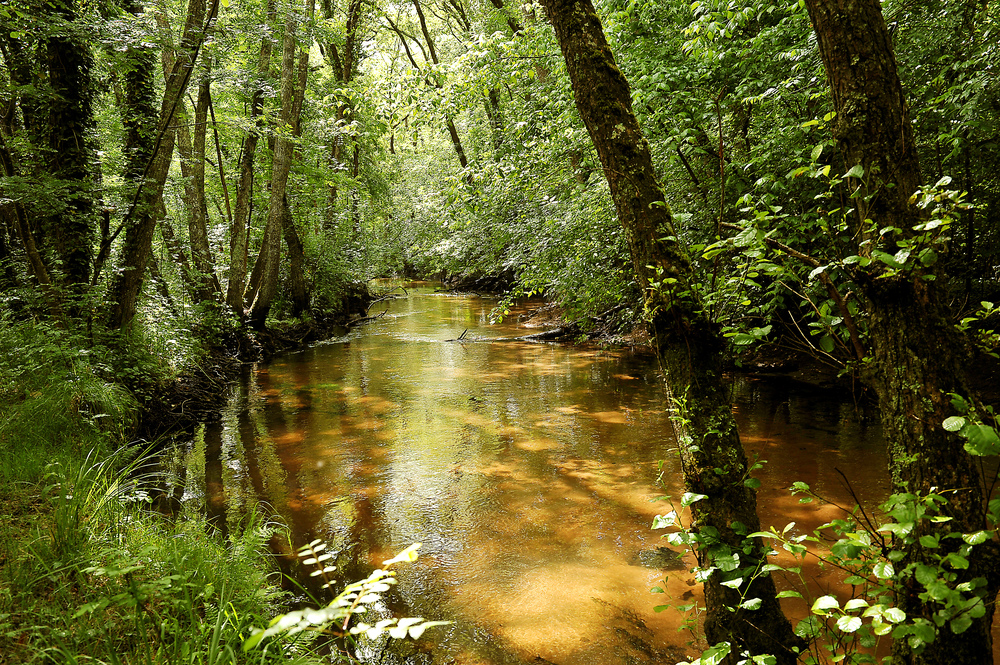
[1,0,999,662]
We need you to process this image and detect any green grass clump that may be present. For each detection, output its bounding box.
[0,318,322,664]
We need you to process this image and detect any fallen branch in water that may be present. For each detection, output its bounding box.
[348,308,387,327]
[446,322,581,343]
[366,285,408,312]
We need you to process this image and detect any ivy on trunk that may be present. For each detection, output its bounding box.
[538,0,804,660]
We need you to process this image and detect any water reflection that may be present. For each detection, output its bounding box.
[175,284,890,664]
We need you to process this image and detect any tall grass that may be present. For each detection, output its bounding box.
[0,317,323,664]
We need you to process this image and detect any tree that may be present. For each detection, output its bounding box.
[803,0,1000,662]
[175,68,222,304]
[537,0,804,660]
[245,0,310,328]
[44,0,98,294]
[106,0,219,329]
[227,0,275,315]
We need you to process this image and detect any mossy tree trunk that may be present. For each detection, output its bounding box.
[45,0,97,293]
[107,0,217,329]
[803,1,1000,663]
[539,0,804,661]
[177,70,222,304]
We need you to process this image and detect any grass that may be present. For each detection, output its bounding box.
[0,317,324,665]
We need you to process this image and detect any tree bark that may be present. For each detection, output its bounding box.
[803,1,1000,663]
[106,0,218,329]
[45,0,97,291]
[539,0,803,661]
[282,35,312,317]
[227,0,275,315]
[245,0,302,328]
[177,71,222,304]
[280,194,308,316]
[92,0,157,288]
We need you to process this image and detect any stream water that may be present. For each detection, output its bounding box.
[169,283,891,664]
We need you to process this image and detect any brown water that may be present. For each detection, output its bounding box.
[172,283,891,664]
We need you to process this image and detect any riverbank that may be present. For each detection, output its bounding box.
[137,282,373,441]
[0,285,377,664]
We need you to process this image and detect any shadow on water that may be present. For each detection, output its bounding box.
[163,282,892,664]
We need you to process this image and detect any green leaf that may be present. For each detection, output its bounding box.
[740,598,763,610]
[698,642,732,665]
[819,335,835,353]
[919,535,940,548]
[961,423,1000,456]
[844,598,869,611]
[811,595,839,614]
[681,492,708,507]
[721,577,744,589]
[950,614,974,634]
[777,590,803,599]
[915,563,938,586]
[873,561,894,579]
[884,607,906,623]
[872,617,892,635]
[844,164,865,179]
[944,552,969,570]
[962,530,990,545]
[911,619,936,643]
[836,615,863,633]
[652,512,677,529]
[943,416,966,432]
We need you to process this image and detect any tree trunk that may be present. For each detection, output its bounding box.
[106,0,217,329]
[159,210,200,300]
[538,0,803,661]
[45,0,97,292]
[245,0,302,329]
[0,129,54,293]
[92,0,157,288]
[177,71,222,304]
[803,1,1000,663]
[227,0,275,315]
[282,31,312,317]
[280,195,308,317]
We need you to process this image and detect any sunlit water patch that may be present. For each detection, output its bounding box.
[167,283,892,664]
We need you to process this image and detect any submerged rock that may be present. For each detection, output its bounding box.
[631,546,687,570]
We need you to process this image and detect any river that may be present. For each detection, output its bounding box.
[167,283,890,664]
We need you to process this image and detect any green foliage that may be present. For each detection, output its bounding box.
[0,441,325,665]
[244,542,448,657]
[0,316,138,484]
[656,475,999,664]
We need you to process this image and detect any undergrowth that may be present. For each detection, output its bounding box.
[0,317,323,664]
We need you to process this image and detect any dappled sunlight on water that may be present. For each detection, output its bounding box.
[170,283,899,664]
